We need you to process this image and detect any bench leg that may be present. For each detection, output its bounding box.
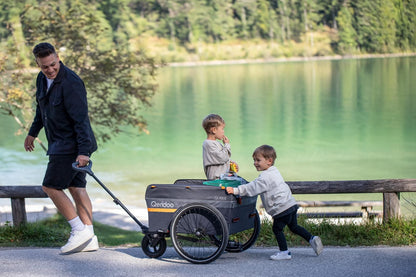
[361,206,370,219]
[11,198,27,226]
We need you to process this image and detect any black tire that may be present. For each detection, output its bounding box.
[226,210,260,252]
[170,203,229,264]
[141,235,167,258]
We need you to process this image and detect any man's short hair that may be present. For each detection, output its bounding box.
[253,145,277,165]
[33,43,57,59]
[202,114,225,134]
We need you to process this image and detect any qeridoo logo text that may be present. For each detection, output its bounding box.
[151,201,175,208]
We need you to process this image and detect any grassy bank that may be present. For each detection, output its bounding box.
[0,214,141,247]
[0,213,415,248]
[138,31,336,63]
[135,33,416,65]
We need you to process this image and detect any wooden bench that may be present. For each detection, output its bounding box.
[296,200,383,219]
[0,186,48,226]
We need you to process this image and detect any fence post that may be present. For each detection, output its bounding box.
[383,192,400,223]
[11,198,27,226]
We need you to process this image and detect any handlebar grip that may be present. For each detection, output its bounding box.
[72,160,93,175]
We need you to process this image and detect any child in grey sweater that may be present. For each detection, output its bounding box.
[202,114,238,180]
[226,145,323,260]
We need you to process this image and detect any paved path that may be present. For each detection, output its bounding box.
[2,206,416,276]
[1,246,415,277]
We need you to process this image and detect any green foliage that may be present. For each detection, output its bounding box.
[22,0,160,141]
[1,0,416,55]
[0,214,69,247]
[0,33,36,135]
[353,0,397,53]
[253,0,275,39]
[98,0,149,43]
[316,0,343,29]
[337,5,357,54]
[1,0,160,143]
[395,0,416,50]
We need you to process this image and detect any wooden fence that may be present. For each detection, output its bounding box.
[1,179,416,226]
[287,179,416,221]
[0,186,47,226]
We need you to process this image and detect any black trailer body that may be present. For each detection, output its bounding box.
[72,161,260,263]
[145,183,257,234]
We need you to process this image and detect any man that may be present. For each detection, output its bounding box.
[24,42,98,254]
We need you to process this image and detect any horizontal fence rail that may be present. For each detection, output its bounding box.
[287,179,416,194]
[0,186,47,198]
[1,179,416,226]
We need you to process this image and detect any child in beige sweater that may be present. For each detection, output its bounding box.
[202,114,238,180]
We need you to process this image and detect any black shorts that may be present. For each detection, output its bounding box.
[42,154,87,190]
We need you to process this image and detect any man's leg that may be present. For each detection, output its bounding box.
[68,187,98,252]
[42,186,78,220]
[42,155,94,253]
[43,185,94,253]
[68,187,93,225]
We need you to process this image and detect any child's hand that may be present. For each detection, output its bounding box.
[222,135,229,144]
[226,187,234,194]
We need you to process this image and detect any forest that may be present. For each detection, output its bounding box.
[0,0,415,143]
[1,0,416,62]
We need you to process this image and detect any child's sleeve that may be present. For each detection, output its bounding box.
[203,140,231,165]
[234,176,268,197]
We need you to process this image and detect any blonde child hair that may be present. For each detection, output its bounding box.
[202,114,225,134]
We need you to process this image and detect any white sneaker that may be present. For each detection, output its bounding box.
[81,235,99,252]
[60,227,94,254]
[270,251,292,260]
[310,236,323,256]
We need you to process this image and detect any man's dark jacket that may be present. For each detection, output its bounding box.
[28,61,97,156]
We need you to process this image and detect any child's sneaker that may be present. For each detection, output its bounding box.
[81,235,99,252]
[310,236,323,256]
[270,251,291,260]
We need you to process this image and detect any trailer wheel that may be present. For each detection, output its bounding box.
[141,235,167,258]
[226,210,260,252]
[170,203,229,264]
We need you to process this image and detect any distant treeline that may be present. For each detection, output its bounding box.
[1,0,415,57]
[97,0,416,54]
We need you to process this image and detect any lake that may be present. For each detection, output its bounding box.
[1,56,415,211]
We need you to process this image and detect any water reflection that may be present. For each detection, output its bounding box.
[1,57,415,209]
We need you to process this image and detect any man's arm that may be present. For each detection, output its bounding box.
[64,76,94,156]
[25,98,43,152]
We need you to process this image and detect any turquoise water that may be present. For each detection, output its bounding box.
[1,56,415,209]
